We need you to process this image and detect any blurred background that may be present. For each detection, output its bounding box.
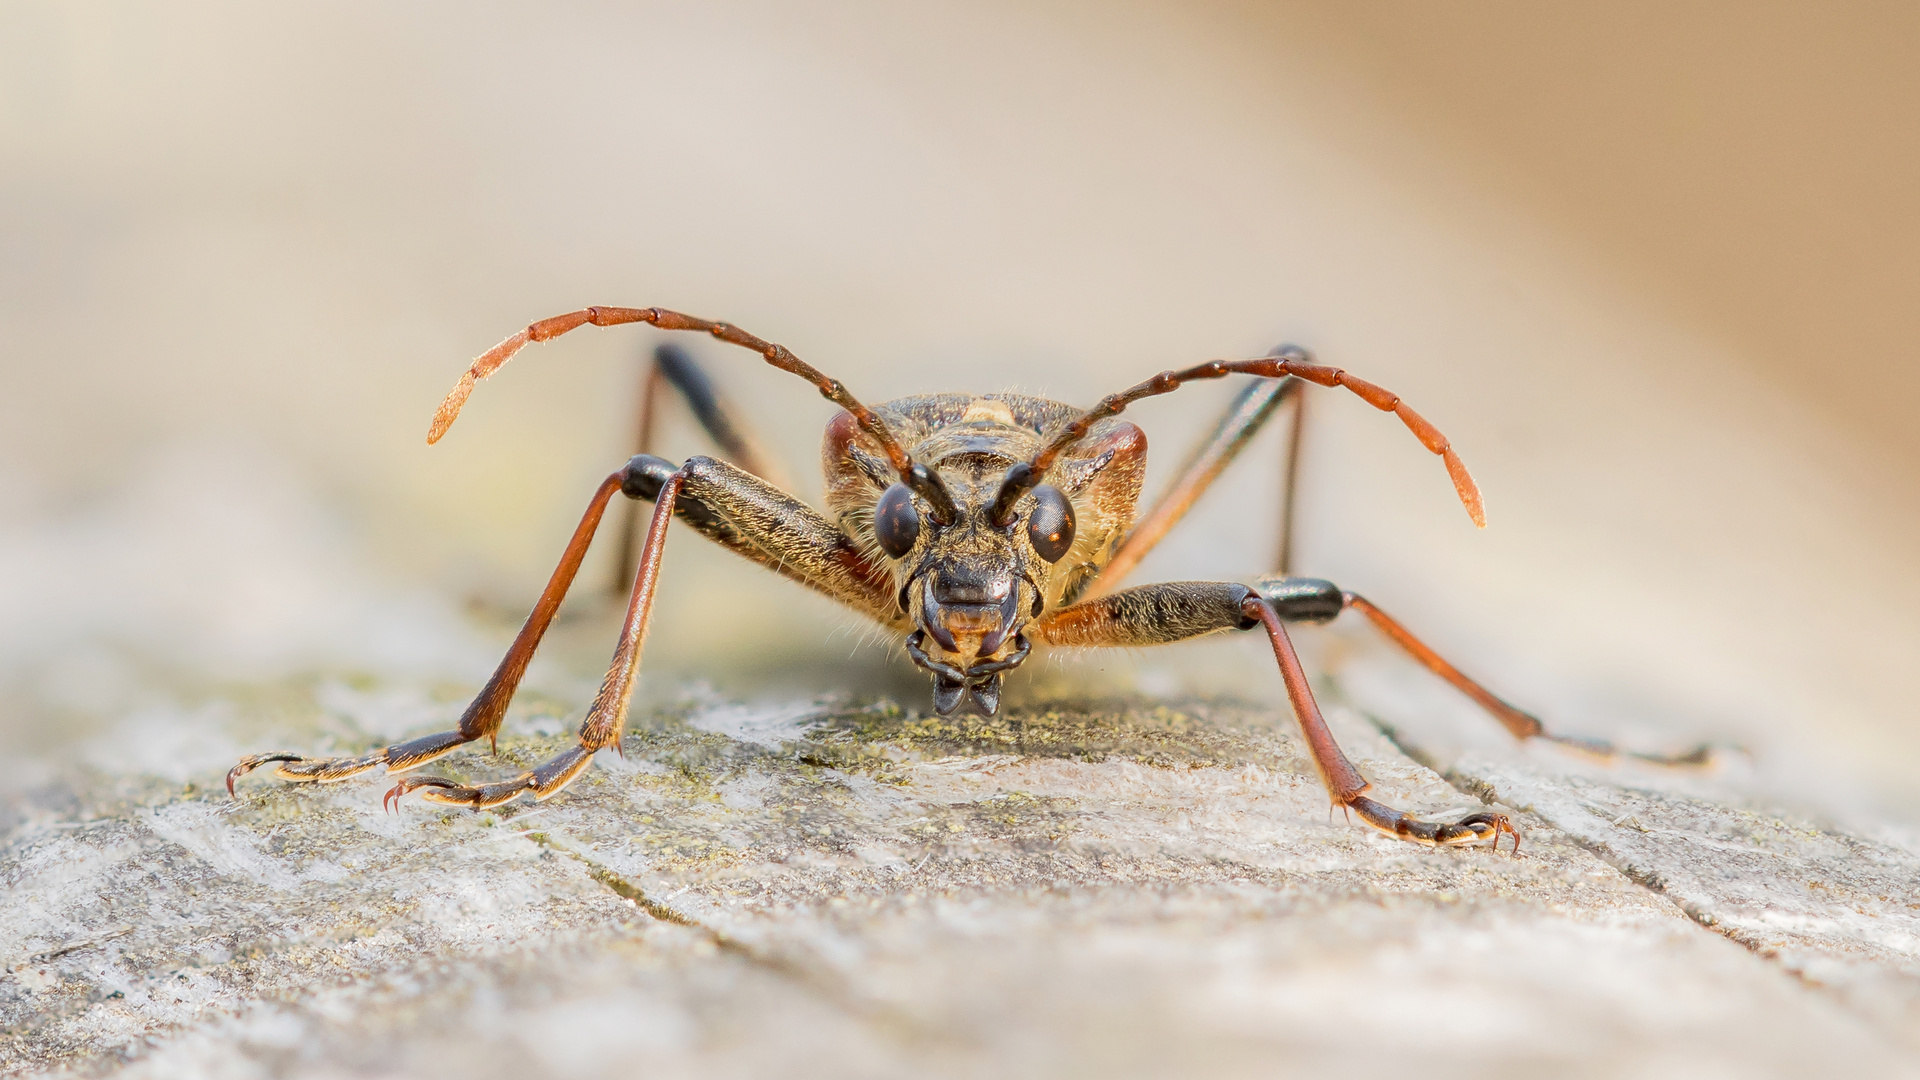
[2,1,1917,822]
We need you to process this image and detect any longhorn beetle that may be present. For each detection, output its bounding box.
[229,306,1693,850]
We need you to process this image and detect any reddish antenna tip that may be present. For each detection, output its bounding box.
[1442,448,1486,528]
[427,372,477,444]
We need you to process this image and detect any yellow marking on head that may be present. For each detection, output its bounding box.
[961,397,1017,426]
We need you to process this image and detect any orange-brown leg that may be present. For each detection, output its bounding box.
[1241,595,1518,850]
[1091,370,1305,595]
[1340,591,1714,766]
[386,472,687,809]
[1033,582,1517,851]
[1247,577,1713,766]
[228,470,630,796]
[233,450,896,803]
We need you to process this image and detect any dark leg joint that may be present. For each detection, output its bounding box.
[621,454,681,501]
[1253,575,1344,624]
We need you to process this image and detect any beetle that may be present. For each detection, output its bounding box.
[228,305,1676,851]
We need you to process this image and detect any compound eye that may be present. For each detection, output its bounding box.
[873,482,922,558]
[1026,483,1076,563]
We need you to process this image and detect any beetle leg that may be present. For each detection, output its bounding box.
[388,472,687,810]
[1033,582,1518,852]
[236,448,896,805]
[228,468,632,797]
[613,343,792,593]
[1093,368,1305,595]
[1241,595,1519,852]
[383,454,900,810]
[1339,587,1716,766]
[1242,575,1714,766]
[627,454,897,623]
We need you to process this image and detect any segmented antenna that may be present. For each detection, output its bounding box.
[996,347,1485,528]
[426,306,958,521]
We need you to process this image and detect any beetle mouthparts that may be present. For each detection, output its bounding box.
[933,671,1001,716]
[906,632,1032,717]
[920,573,1021,657]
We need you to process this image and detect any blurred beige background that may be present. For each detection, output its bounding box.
[2,2,1917,818]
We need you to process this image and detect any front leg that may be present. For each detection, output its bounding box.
[1033,581,1518,852]
[388,471,690,809]
[388,458,900,810]
[228,468,632,796]
[623,452,898,623]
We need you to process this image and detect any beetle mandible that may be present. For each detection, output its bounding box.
[229,305,1687,851]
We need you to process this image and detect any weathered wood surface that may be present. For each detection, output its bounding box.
[5,672,1918,1079]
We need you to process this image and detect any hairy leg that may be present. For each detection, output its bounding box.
[621,453,897,624]
[388,450,907,808]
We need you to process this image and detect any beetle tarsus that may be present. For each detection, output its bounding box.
[1350,797,1520,854]
[226,750,387,797]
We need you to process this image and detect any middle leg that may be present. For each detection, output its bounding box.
[1033,581,1518,850]
[1090,356,1308,597]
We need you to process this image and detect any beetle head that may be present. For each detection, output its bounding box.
[872,462,1075,716]
[826,398,1143,718]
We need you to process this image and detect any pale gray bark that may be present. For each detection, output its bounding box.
[6,685,1918,1079]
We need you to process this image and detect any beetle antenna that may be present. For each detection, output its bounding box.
[998,346,1485,527]
[427,306,924,485]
